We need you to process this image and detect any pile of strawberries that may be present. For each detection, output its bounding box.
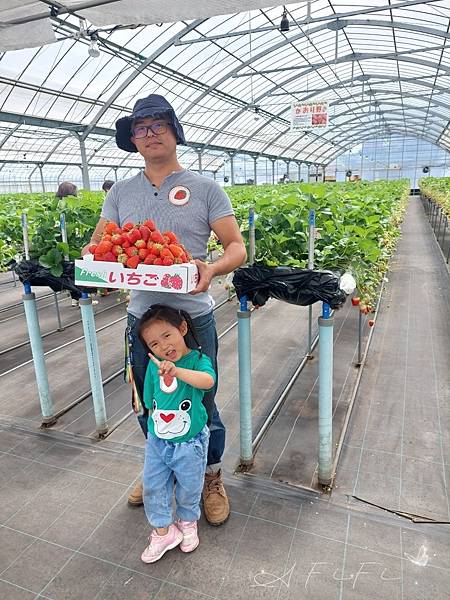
[88,219,192,270]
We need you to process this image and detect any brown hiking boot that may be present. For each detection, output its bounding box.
[202,470,230,526]
[128,480,143,506]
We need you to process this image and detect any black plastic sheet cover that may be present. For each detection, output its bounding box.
[10,259,92,299]
[232,265,347,309]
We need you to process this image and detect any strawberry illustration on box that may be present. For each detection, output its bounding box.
[75,219,199,293]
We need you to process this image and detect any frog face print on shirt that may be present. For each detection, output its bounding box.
[151,399,192,439]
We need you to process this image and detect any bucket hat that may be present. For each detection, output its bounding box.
[115,94,186,152]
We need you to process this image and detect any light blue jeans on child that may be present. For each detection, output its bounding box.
[143,426,210,528]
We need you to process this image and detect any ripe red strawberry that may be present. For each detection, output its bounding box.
[112,244,123,257]
[153,257,163,265]
[128,229,141,243]
[162,257,174,266]
[161,274,172,288]
[88,244,97,254]
[143,219,156,231]
[102,251,117,262]
[139,226,151,242]
[144,255,155,265]
[122,239,131,249]
[164,231,178,244]
[135,239,146,249]
[161,248,174,260]
[126,255,140,269]
[168,244,183,258]
[122,222,134,232]
[150,243,163,256]
[351,297,360,306]
[105,222,119,235]
[170,274,183,290]
[111,233,123,245]
[96,240,113,254]
[125,246,139,257]
[102,234,112,242]
[138,248,149,260]
[151,230,164,244]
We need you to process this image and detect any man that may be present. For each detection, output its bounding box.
[83,94,246,526]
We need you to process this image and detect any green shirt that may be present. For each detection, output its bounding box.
[143,350,216,443]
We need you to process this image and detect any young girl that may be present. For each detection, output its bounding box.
[138,304,215,563]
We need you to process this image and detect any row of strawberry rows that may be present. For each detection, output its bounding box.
[232,179,410,308]
[0,180,409,307]
[419,177,450,218]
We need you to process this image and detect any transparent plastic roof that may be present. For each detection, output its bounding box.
[1,0,450,171]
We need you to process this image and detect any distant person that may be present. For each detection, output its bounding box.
[55,181,77,198]
[102,180,115,193]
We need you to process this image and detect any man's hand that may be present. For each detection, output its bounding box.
[190,259,215,295]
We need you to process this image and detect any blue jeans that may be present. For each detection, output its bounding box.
[126,310,225,467]
[143,426,209,527]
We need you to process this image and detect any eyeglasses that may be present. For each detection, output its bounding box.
[131,122,168,139]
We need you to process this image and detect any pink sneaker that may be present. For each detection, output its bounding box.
[141,524,182,563]
[176,520,199,553]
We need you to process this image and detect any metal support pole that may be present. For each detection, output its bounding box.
[238,295,253,466]
[441,216,448,248]
[271,159,275,185]
[38,163,45,192]
[79,137,91,191]
[22,282,56,425]
[197,150,203,175]
[357,309,363,365]
[59,213,69,259]
[307,209,315,357]
[79,293,108,435]
[53,292,64,331]
[437,210,443,242]
[318,302,333,486]
[230,154,235,186]
[285,160,290,182]
[21,213,30,259]
[253,156,257,185]
[248,207,255,265]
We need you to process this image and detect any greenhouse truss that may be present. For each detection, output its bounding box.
[1,0,450,188]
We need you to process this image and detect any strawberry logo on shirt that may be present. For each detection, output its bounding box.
[169,186,190,206]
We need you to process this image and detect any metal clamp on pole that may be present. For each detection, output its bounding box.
[238,295,253,467]
[318,301,333,486]
[22,282,56,426]
[79,292,108,436]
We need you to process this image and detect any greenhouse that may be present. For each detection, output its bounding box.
[0,1,449,599]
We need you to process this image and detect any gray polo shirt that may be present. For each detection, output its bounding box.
[101,169,234,319]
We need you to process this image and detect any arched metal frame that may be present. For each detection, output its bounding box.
[1,2,450,174]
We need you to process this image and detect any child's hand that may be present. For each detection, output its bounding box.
[148,353,177,377]
[158,361,177,377]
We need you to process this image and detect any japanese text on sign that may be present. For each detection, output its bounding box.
[108,271,159,287]
[291,101,329,131]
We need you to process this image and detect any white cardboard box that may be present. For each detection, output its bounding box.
[75,259,198,293]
